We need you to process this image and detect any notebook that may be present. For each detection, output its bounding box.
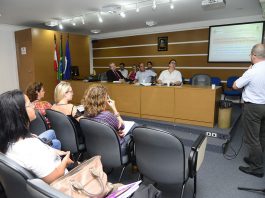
[106,180,142,198]
[123,121,135,135]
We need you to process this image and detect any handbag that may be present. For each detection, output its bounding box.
[50,156,114,198]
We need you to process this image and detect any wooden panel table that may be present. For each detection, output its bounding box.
[141,86,175,122]
[69,81,221,127]
[174,85,221,127]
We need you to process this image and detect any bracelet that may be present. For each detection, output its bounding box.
[114,112,120,117]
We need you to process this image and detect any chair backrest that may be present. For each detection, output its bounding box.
[133,127,186,184]
[46,109,79,153]
[188,134,207,178]
[191,74,211,86]
[0,153,35,198]
[79,118,123,168]
[29,110,49,135]
[27,179,71,198]
[226,76,239,88]
[211,77,221,86]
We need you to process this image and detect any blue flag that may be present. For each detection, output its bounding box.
[63,38,71,80]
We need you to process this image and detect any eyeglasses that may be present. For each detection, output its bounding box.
[170,62,176,65]
[25,103,34,108]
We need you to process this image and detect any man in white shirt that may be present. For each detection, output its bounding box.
[119,63,128,78]
[233,44,265,178]
[157,59,182,86]
[134,63,157,84]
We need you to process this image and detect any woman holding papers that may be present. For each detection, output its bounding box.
[81,84,132,155]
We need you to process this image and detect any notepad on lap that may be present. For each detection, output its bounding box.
[106,180,142,198]
[123,121,135,135]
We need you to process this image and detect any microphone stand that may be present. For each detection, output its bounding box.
[238,187,265,194]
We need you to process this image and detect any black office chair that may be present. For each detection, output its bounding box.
[27,179,71,198]
[0,153,36,198]
[79,118,130,182]
[29,110,49,135]
[191,74,211,86]
[133,127,207,198]
[46,109,85,158]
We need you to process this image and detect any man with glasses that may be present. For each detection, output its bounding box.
[157,59,182,86]
[233,44,265,178]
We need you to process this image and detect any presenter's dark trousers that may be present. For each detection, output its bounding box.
[243,103,265,172]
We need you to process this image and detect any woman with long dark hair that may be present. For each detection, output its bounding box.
[0,90,73,184]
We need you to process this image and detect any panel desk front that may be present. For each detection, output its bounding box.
[69,81,221,127]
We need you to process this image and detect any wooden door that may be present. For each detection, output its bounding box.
[16,41,35,92]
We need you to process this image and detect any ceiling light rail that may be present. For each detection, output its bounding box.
[44,0,176,29]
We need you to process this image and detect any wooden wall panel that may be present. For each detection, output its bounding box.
[93,29,209,48]
[94,56,249,67]
[15,28,90,102]
[93,43,208,57]
[93,27,251,82]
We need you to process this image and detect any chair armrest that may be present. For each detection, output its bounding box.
[188,134,207,178]
[27,179,71,198]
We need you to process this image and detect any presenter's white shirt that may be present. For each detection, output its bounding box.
[135,70,157,83]
[6,137,62,178]
[119,69,128,78]
[158,70,182,84]
[235,60,265,104]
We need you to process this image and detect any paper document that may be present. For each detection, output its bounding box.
[106,180,142,198]
[123,121,135,135]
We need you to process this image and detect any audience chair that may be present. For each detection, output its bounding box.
[79,118,130,182]
[27,179,71,198]
[46,109,85,157]
[211,77,221,86]
[223,76,242,102]
[191,74,211,86]
[29,110,49,135]
[133,127,207,198]
[0,153,36,198]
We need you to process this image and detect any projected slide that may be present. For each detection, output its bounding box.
[208,22,264,62]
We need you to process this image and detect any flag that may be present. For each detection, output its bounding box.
[58,34,64,81]
[63,35,72,80]
[53,34,59,72]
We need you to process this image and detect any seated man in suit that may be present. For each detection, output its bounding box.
[157,59,182,86]
[106,62,124,82]
[134,62,157,84]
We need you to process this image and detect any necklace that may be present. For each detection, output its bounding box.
[56,103,68,106]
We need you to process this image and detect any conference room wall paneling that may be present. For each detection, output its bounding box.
[15,28,90,102]
[93,28,249,81]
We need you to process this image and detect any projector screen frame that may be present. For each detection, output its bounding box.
[207,21,264,63]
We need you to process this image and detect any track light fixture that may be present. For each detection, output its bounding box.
[152,0,157,10]
[58,23,63,30]
[97,13,103,23]
[45,0,178,29]
[170,0,174,9]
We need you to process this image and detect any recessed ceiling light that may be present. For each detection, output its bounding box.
[146,20,157,27]
[91,29,101,34]
[45,21,59,27]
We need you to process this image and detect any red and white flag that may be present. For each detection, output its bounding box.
[54,34,59,71]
